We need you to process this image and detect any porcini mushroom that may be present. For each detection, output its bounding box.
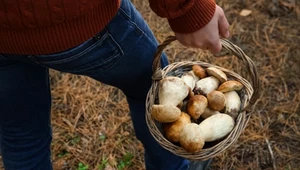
[179,123,205,153]
[194,76,220,95]
[186,95,208,119]
[163,112,191,142]
[206,67,227,83]
[151,104,181,123]
[181,71,199,90]
[198,113,235,142]
[192,65,207,79]
[217,80,244,93]
[158,76,189,106]
[207,91,226,111]
[224,91,242,119]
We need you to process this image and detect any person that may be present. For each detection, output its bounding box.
[0,0,230,169]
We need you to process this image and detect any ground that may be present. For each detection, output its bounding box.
[1,0,299,170]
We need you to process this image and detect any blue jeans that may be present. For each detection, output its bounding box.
[0,0,190,169]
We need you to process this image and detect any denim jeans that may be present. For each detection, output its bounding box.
[0,0,190,169]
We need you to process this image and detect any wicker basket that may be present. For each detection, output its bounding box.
[145,36,260,161]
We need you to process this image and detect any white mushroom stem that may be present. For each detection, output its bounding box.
[224,91,242,119]
[194,76,220,95]
[198,113,235,142]
[181,71,198,90]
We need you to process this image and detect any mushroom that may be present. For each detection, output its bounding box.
[224,91,242,119]
[158,76,189,106]
[201,107,220,119]
[181,71,199,90]
[151,104,181,123]
[179,123,205,153]
[163,112,191,143]
[186,95,208,119]
[198,113,235,142]
[192,65,207,79]
[218,80,244,93]
[194,76,220,95]
[207,91,226,111]
[206,67,227,83]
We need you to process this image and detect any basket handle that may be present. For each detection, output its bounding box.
[152,35,260,112]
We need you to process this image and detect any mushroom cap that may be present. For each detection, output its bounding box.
[206,67,227,83]
[218,80,244,93]
[163,112,191,142]
[151,104,181,123]
[207,91,226,111]
[179,123,205,153]
[158,76,189,106]
[187,95,208,119]
[192,65,207,79]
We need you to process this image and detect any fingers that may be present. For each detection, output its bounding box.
[217,7,230,38]
[174,5,230,54]
[176,33,222,54]
[208,39,222,54]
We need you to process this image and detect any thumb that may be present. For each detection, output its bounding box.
[218,8,230,38]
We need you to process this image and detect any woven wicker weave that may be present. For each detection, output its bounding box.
[145,36,260,161]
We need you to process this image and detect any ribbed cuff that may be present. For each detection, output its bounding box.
[168,0,216,33]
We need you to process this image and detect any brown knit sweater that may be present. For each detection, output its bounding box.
[0,0,216,55]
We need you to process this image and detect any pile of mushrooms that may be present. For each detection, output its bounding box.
[151,65,244,153]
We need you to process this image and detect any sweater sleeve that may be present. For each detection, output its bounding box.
[148,0,216,33]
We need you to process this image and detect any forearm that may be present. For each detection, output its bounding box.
[148,0,216,33]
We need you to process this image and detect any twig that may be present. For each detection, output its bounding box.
[258,112,277,170]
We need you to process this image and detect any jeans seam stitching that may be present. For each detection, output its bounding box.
[70,33,124,73]
[118,7,151,38]
[71,52,121,74]
[35,33,109,64]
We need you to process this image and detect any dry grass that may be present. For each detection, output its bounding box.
[1,0,300,170]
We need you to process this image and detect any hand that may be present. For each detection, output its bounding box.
[175,5,230,54]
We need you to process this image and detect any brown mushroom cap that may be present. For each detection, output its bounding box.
[151,104,181,123]
[207,91,226,111]
[217,80,244,93]
[186,95,208,119]
[192,65,207,79]
[163,112,191,142]
[206,67,227,83]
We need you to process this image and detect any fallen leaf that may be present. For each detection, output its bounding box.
[240,9,252,16]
